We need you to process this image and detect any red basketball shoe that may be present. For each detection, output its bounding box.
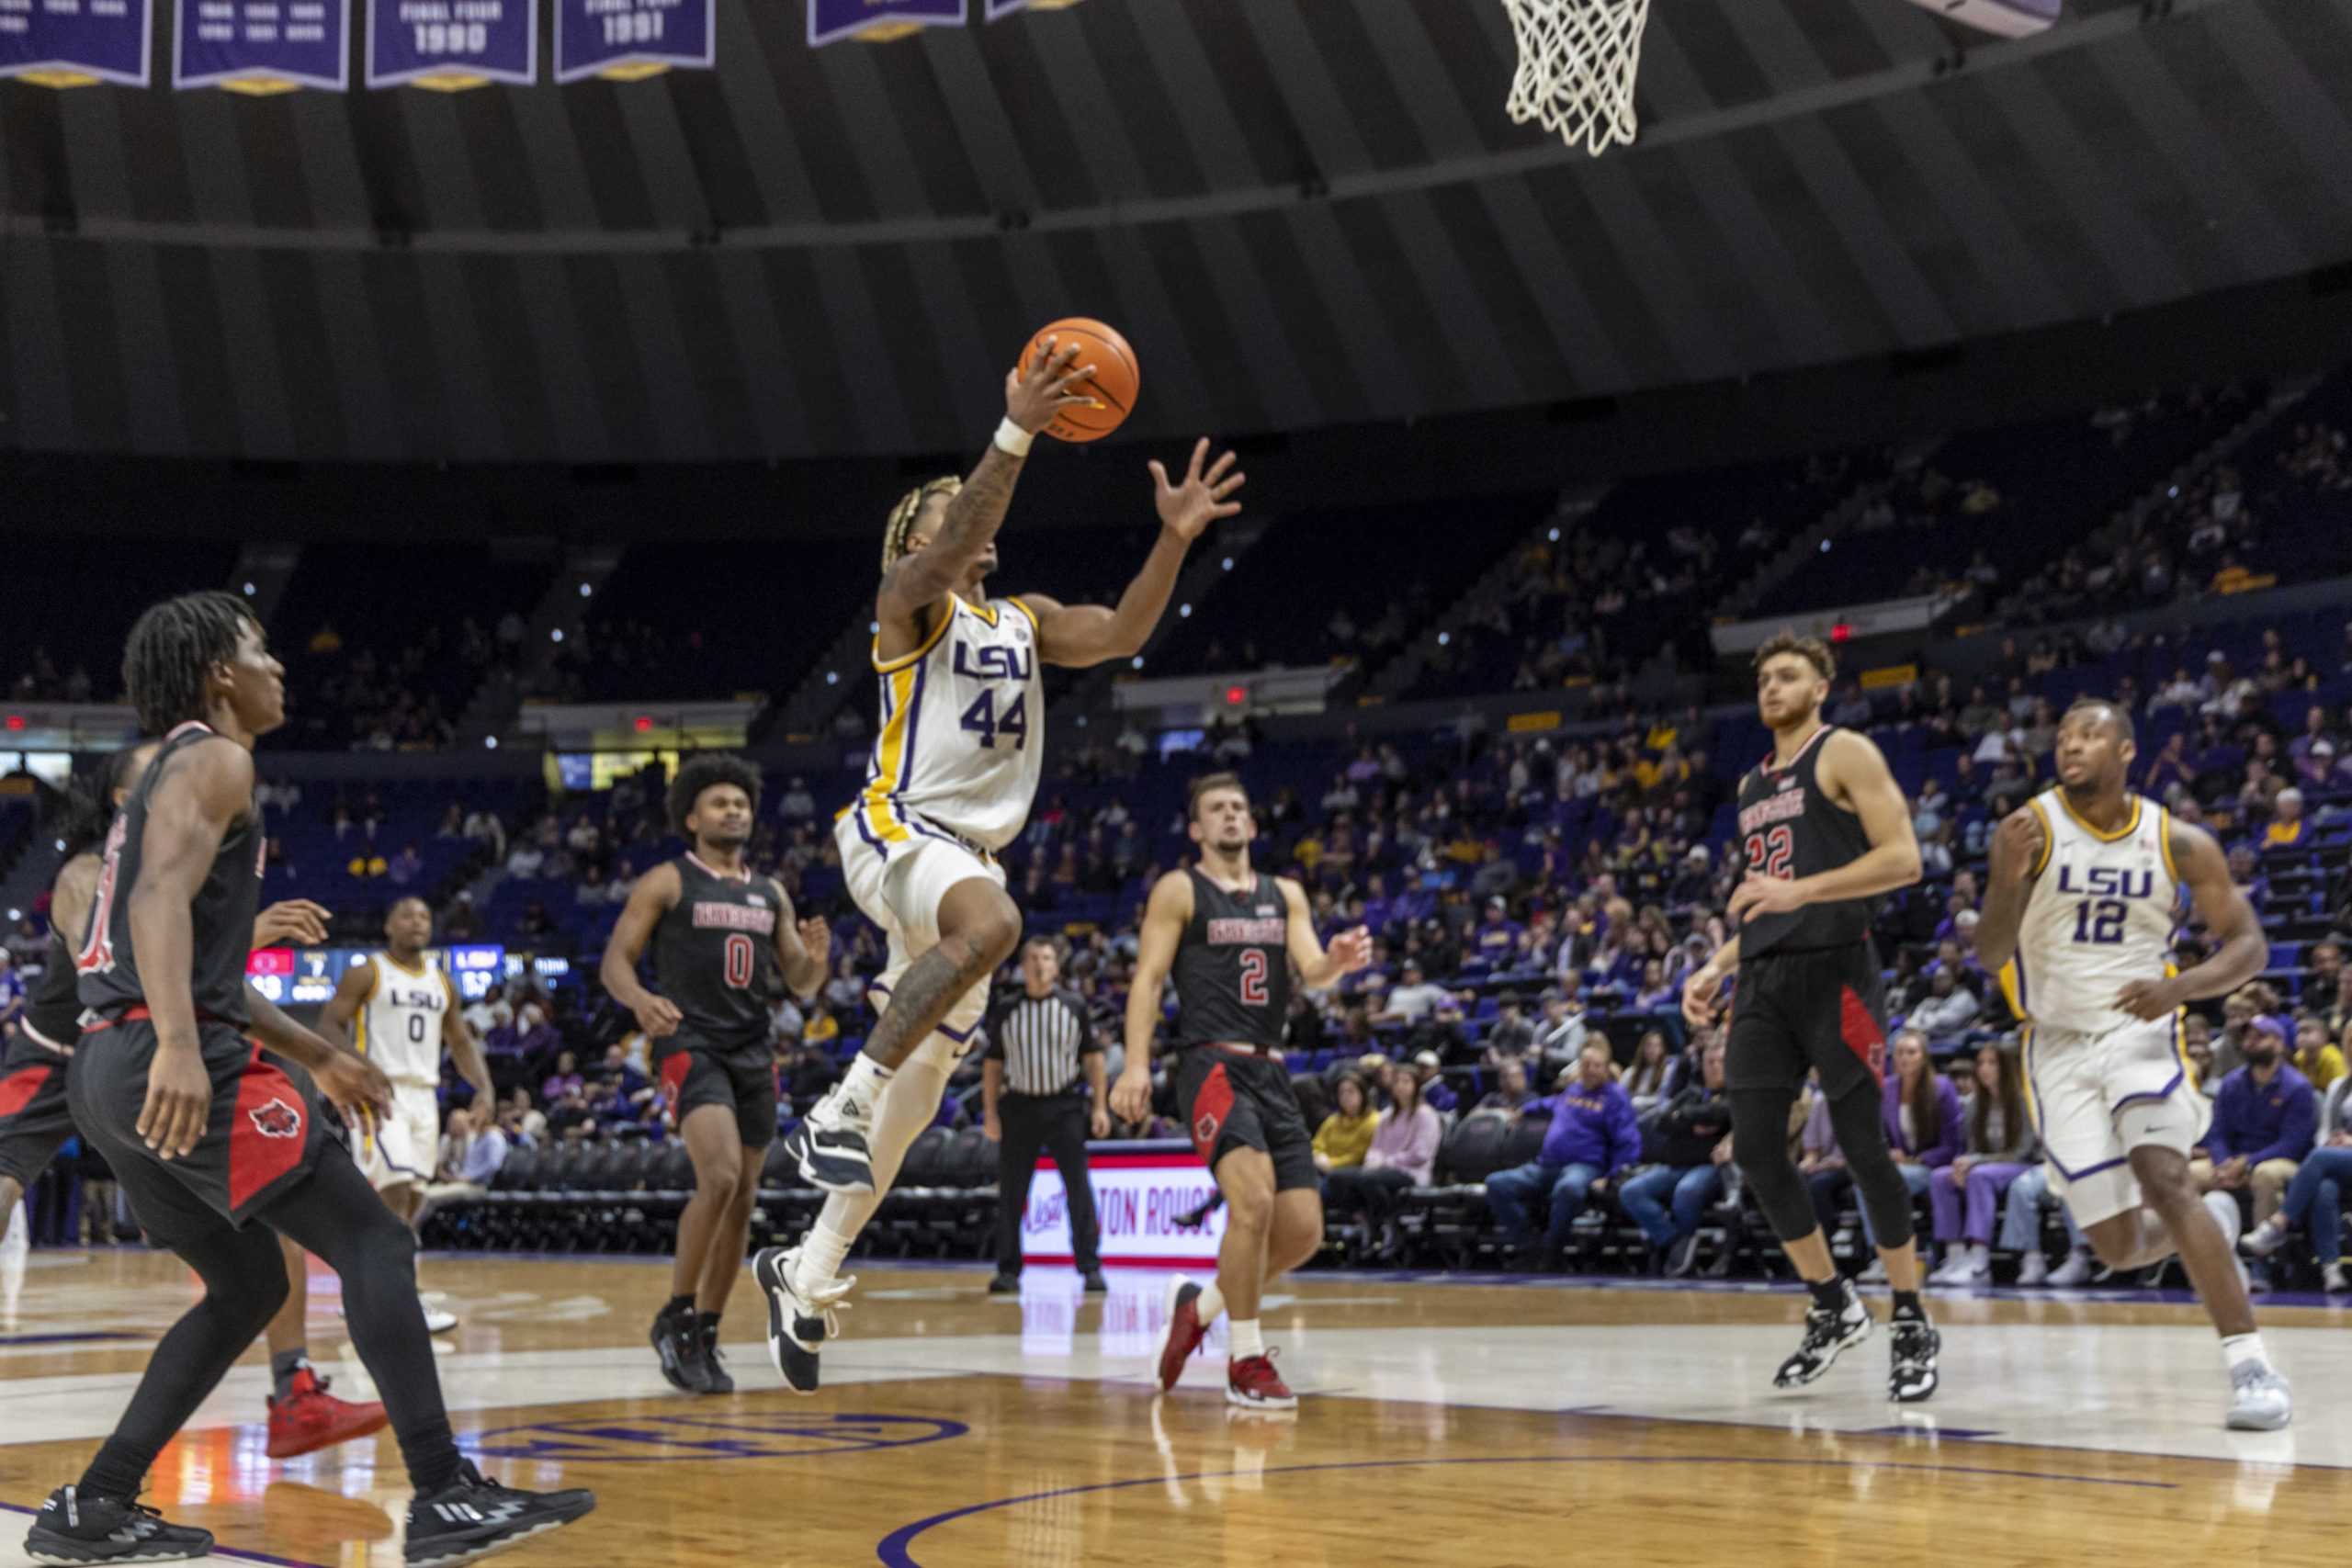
[1157,1275,1208,1393]
[267,1367,390,1460]
[1227,1351,1295,1411]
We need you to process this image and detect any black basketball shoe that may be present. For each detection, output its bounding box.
[404,1461,595,1568]
[24,1487,213,1565]
[1773,1278,1873,1389]
[649,1301,706,1393]
[778,1083,877,1194]
[1888,1315,1941,1404]
[695,1318,735,1395]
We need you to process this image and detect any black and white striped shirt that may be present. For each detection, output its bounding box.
[981,987,1097,1096]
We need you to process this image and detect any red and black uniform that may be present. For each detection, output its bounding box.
[1169,868,1315,1192]
[651,853,781,1148]
[0,931,87,1186]
[71,722,336,1242]
[1727,723,1887,1100]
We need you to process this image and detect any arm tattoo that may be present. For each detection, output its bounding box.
[892,446,1025,605]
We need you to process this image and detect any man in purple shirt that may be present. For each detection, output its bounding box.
[2196,1017,2317,1233]
[1484,1043,1642,1265]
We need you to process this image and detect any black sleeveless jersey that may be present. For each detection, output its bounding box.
[651,853,781,1046]
[21,930,84,1050]
[1734,723,1876,957]
[78,723,263,1027]
[1170,868,1292,1051]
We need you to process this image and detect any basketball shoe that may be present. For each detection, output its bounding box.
[25,1487,212,1564]
[2226,1361,2292,1431]
[753,1247,854,1396]
[266,1367,390,1459]
[695,1318,734,1395]
[649,1300,707,1394]
[1227,1352,1296,1412]
[403,1461,594,1568]
[1157,1275,1208,1393]
[1888,1314,1940,1404]
[777,1083,876,1195]
[1773,1278,1872,1388]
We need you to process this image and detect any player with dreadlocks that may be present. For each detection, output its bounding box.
[755,339,1247,1394]
[29,591,594,1567]
[601,753,831,1393]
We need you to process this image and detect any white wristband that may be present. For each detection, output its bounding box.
[993,418,1035,457]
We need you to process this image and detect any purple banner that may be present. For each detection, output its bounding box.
[0,0,153,86]
[807,0,961,48]
[174,0,347,90]
[554,0,709,83]
[368,0,533,88]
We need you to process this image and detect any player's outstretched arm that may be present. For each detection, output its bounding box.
[312,959,377,1051]
[599,863,684,1039]
[1973,803,2048,974]
[769,878,831,1003]
[2116,819,2267,1020]
[877,341,1091,634]
[1113,872,1192,1123]
[1023,439,1246,669]
[1727,729,1922,925]
[1278,876,1369,990]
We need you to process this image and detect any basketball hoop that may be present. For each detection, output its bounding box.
[1500,0,1652,157]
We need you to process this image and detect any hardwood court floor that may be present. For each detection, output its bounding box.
[1,1247,2347,1566]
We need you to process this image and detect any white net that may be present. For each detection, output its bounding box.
[1500,0,1653,157]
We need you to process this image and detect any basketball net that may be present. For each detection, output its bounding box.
[1500,0,1651,157]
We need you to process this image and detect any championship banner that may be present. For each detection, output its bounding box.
[0,0,152,86]
[553,0,709,82]
[174,0,347,91]
[807,0,960,47]
[368,0,533,89]
[1019,1149,1226,1269]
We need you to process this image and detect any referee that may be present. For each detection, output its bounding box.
[982,938,1109,1294]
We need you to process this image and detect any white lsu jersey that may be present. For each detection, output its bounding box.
[355,953,457,1089]
[1998,792,2183,1037]
[846,592,1045,856]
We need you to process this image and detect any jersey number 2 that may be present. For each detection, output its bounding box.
[1743,825,1794,880]
[1238,950,1270,1007]
[724,933,755,989]
[960,689,1029,751]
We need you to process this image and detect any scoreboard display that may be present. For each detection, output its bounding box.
[245,945,510,1007]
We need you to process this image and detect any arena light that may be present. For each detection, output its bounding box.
[550,629,564,643]
[825,671,839,685]
[1131,657,1144,670]
[483,736,499,750]
[634,716,653,732]
[1221,558,1233,571]
[242,581,256,595]
[1548,527,1560,542]
[3,715,20,731]
[1830,624,1852,644]
[1179,604,1193,618]
[579,582,594,597]
[1225,685,1247,705]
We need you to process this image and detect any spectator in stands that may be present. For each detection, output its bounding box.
[1905,966,1980,1049]
[2266,788,2309,849]
[1533,985,1589,1074]
[1313,1073,1378,1174]
[0,949,22,1035]
[388,842,424,888]
[1477,1058,1535,1114]
[1471,897,1524,969]
[506,837,547,878]
[778,776,816,821]
[1861,1029,1964,1281]
[2292,1016,2346,1096]
[2211,984,2274,1080]
[1622,1030,1672,1107]
[1409,1051,1458,1113]
[1484,1043,1641,1266]
[1324,1065,1442,1262]
[2240,1070,2352,1293]
[1378,961,1448,1028]
[804,1004,841,1051]
[540,1051,584,1105]
[1928,1043,2038,1284]
[2002,1161,2092,1287]
[1620,1039,1732,1276]
[6,918,44,970]
[2196,1014,2316,1232]
[2306,942,2346,1023]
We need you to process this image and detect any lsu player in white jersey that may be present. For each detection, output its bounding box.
[757,339,1247,1393]
[316,896,496,1334]
[1974,695,2290,1429]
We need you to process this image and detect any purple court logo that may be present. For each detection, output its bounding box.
[465,1413,967,1463]
[248,1098,302,1139]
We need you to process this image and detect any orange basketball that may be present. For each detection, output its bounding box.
[1023,317,1140,444]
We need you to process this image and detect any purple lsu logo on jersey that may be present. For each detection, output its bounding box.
[953,643,1032,682]
[2055,865,2155,901]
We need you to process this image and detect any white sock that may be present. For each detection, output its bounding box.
[839,1055,894,1109]
[1228,1318,1264,1360]
[2221,1332,2267,1373]
[796,1219,857,1294]
[1195,1280,1226,1326]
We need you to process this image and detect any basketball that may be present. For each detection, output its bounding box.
[1023,316,1139,444]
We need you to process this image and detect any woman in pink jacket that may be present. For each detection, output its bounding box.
[1323,1064,1444,1263]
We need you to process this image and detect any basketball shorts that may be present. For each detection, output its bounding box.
[835,809,1006,1072]
[356,1083,441,1191]
[658,1035,778,1149]
[1726,942,1888,1100]
[67,1017,338,1245]
[2026,1016,2209,1227]
[1174,1046,1317,1194]
[0,1034,78,1188]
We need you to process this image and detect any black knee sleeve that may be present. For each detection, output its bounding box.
[1829,1077,1916,1249]
[1729,1088,1817,1242]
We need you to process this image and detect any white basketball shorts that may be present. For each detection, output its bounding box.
[356,1083,441,1191]
[2025,1016,2210,1227]
[834,810,1007,1072]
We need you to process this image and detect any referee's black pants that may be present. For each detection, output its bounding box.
[995,1091,1100,1278]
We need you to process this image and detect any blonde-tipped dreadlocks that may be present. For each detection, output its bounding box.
[881,476,963,573]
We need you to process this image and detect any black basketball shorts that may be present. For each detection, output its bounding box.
[1726,942,1889,1101]
[0,1035,78,1188]
[66,1017,338,1247]
[658,1036,778,1150]
[1174,1046,1317,1194]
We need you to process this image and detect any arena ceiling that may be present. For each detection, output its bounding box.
[1,0,2348,463]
